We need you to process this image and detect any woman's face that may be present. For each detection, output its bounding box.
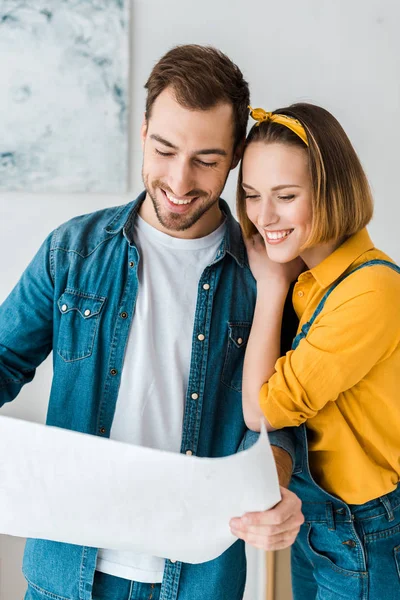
[242,141,313,264]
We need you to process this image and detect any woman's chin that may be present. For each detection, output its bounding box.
[265,246,300,264]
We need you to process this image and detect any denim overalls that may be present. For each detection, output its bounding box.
[289,260,400,600]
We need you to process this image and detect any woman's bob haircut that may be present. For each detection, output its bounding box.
[237,103,373,246]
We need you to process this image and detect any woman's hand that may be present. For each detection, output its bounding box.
[242,233,304,430]
[245,233,305,287]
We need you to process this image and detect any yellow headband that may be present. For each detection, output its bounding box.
[248,106,308,146]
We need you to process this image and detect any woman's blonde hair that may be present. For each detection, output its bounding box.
[237,103,373,244]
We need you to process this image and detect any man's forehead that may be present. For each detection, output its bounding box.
[148,88,235,150]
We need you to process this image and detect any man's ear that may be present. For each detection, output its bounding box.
[140,114,148,149]
[230,138,245,170]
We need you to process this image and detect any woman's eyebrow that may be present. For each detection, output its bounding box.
[242,183,258,190]
[271,184,302,191]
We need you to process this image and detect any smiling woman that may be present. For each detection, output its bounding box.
[237,103,373,249]
[236,102,400,600]
[242,142,313,265]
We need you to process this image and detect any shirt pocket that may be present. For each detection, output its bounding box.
[221,322,251,392]
[56,290,106,362]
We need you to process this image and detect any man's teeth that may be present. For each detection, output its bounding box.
[165,191,194,205]
[265,230,292,240]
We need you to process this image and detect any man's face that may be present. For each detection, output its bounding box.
[140,87,240,238]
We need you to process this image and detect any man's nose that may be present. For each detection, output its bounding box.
[168,159,195,198]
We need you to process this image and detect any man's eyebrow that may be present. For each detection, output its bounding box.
[150,134,227,157]
[150,134,177,149]
[193,148,227,157]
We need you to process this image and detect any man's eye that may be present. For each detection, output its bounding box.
[196,160,217,168]
[155,149,173,157]
[278,194,295,201]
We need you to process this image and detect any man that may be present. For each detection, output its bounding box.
[0,45,303,600]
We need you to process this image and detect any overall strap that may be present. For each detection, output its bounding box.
[292,260,400,351]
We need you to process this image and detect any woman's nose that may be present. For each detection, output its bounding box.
[258,198,278,228]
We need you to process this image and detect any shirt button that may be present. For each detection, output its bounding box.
[185,450,193,456]
[170,559,177,564]
[120,312,128,319]
[297,291,304,297]
[342,539,356,548]
[197,334,205,341]
[237,337,243,345]
[61,304,68,312]
[110,368,118,376]
[191,393,199,400]
[129,261,135,268]
[203,283,210,290]
[99,427,106,435]
[84,309,91,317]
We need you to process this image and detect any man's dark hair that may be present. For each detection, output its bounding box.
[145,45,250,150]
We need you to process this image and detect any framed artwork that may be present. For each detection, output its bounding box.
[0,0,129,192]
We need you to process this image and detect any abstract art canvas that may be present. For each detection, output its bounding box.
[0,0,129,192]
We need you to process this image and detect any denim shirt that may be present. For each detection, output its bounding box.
[0,193,296,600]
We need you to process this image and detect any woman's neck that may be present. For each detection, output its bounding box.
[300,237,346,270]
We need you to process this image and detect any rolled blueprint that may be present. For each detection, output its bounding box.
[0,416,280,563]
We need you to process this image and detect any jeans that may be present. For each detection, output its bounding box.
[92,571,161,600]
[290,426,400,600]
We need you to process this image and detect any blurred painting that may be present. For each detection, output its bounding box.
[0,0,129,192]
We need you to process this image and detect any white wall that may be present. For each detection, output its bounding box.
[0,1,399,598]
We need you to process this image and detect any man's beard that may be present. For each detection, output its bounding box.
[143,174,223,233]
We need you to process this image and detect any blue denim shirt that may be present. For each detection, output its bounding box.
[0,193,296,600]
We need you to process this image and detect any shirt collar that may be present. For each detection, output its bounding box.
[218,198,246,267]
[105,192,246,268]
[310,228,375,288]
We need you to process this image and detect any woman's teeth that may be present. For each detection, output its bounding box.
[165,191,195,205]
[265,229,293,240]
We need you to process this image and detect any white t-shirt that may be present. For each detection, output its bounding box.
[96,215,226,583]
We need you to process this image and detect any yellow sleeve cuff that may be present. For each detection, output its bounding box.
[259,381,305,429]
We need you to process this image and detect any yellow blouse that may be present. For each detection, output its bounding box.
[260,229,400,504]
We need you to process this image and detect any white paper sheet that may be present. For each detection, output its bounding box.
[0,416,280,564]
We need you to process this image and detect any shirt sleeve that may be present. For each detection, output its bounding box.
[237,428,296,475]
[260,268,400,428]
[0,233,55,405]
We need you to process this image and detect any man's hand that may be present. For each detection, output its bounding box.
[229,486,304,551]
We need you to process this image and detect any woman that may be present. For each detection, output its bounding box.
[236,104,400,600]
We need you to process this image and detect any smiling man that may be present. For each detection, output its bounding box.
[140,87,236,238]
[0,45,302,600]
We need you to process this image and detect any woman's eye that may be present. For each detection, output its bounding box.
[278,194,295,201]
[245,194,260,200]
